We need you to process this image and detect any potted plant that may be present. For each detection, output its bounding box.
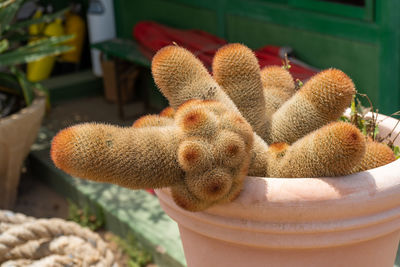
[0,0,72,208]
[50,43,400,267]
[155,112,400,267]
[152,44,400,267]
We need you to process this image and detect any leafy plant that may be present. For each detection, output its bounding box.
[0,0,73,117]
[111,234,153,267]
[67,200,105,231]
[340,94,400,159]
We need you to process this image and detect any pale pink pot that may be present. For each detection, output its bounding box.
[156,113,400,267]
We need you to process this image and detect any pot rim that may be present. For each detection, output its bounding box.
[0,95,46,125]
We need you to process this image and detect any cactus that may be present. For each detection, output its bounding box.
[51,123,183,189]
[260,66,295,114]
[269,68,355,144]
[159,106,175,118]
[151,44,277,179]
[212,43,355,145]
[213,43,268,137]
[351,140,396,173]
[151,45,238,113]
[152,44,368,178]
[132,114,173,128]
[260,66,296,97]
[52,100,254,211]
[51,42,397,212]
[267,122,366,177]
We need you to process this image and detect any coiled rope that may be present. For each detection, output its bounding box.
[0,210,117,266]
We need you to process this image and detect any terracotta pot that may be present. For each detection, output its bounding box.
[0,97,45,208]
[156,113,400,267]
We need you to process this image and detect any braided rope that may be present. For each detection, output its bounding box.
[0,210,117,266]
[0,210,35,225]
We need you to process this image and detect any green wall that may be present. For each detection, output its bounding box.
[114,0,400,115]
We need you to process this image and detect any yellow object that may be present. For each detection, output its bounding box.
[28,9,44,38]
[27,18,64,82]
[61,12,85,63]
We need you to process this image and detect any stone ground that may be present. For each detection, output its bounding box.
[13,95,157,266]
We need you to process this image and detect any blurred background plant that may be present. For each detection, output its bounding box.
[0,0,73,118]
[111,233,153,267]
[67,199,105,231]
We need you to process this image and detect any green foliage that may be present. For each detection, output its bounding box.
[111,234,153,267]
[8,7,69,32]
[296,78,303,88]
[0,0,17,9]
[67,200,153,266]
[393,146,400,160]
[344,94,400,157]
[0,35,73,67]
[67,200,105,231]
[11,66,35,105]
[0,0,23,35]
[349,95,379,140]
[0,39,8,52]
[0,0,72,111]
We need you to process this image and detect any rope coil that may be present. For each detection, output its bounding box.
[0,210,117,267]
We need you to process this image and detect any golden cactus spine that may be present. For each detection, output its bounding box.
[247,134,271,177]
[151,44,275,179]
[51,100,254,212]
[151,45,238,113]
[260,66,296,96]
[51,123,183,189]
[212,43,268,137]
[260,66,295,115]
[159,106,175,118]
[150,44,368,179]
[351,140,396,173]
[132,114,174,128]
[211,43,355,148]
[268,69,355,144]
[267,122,366,178]
[172,100,253,211]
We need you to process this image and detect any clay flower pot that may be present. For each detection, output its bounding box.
[156,113,400,267]
[0,97,46,208]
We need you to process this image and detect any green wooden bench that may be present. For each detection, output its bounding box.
[92,38,152,119]
[92,38,150,68]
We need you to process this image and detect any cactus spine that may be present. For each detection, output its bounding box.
[213,43,268,137]
[268,122,366,177]
[351,140,396,173]
[159,106,176,118]
[268,69,355,144]
[132,114,174,128]
[151,45,238,113]
[52,100,254,211]
[152,44,273,178]
[51,123,183,189]
[151,44,370,180]
[260,66,295,115]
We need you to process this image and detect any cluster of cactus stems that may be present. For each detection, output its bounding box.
[51,43,396,211]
